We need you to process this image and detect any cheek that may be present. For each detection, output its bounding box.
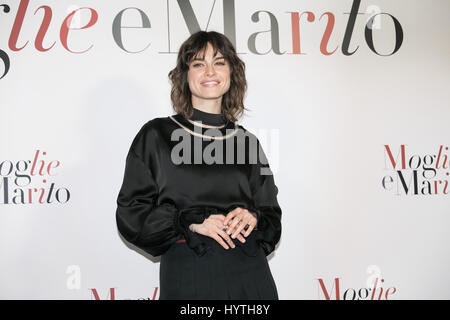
[223,80,231,91]
[187,70,193,82]
[221,69,231,85]
[223,74,231,90]
[187,71,198,88]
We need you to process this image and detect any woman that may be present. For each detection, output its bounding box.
[115,31,282,299]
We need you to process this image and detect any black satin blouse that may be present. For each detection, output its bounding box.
[115,108,282,257]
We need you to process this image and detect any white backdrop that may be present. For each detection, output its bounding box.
[1,0,449,300]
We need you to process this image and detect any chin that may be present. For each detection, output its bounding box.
[200,92,226,98]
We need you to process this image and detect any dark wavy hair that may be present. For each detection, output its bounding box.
[168,31,247,123]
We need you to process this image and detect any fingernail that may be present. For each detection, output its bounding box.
[232,234,236,239]
[227,230,231,234]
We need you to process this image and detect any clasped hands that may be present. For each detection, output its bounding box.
[189,207,257,250]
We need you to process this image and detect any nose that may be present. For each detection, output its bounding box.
[205,63,216,76]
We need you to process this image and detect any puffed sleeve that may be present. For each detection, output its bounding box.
[248,139,282,256]
[115,128,211,257]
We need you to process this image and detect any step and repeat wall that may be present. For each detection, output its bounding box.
[1,0,449,300]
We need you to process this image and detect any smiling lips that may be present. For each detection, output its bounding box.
[201,80,220,87]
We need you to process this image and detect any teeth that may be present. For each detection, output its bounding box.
[202,81,219,85]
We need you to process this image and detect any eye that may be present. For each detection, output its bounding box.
[216,62,225,65]
[192,63,203,67]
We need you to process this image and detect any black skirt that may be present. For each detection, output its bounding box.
[159,231,279,300]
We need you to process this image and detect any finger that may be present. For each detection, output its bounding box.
[215,227,235,248]
[228,220,240,238]
[227,208,249,229]
[223,208,240,226]
[223,213,236,227]
[211,233,229,250]
[244,223,255,237]
[226,216,242,235]
[215,220,235,246]
[232,219,248,239]
[216,219,229,234]
[236,233,246,243]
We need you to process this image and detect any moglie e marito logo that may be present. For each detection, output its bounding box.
[382,145,449,196]
[0,149,70,204]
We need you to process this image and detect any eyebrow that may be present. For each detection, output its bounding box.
[191,56,225,62]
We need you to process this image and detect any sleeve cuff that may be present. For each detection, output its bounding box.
[248,206,261,230]
[248,206,277,256]
[174,207,218,256]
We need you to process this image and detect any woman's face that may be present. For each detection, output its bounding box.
[187,42,231,106]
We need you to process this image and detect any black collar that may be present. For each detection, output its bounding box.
[171,110,237,139]
[189,108,228,126]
